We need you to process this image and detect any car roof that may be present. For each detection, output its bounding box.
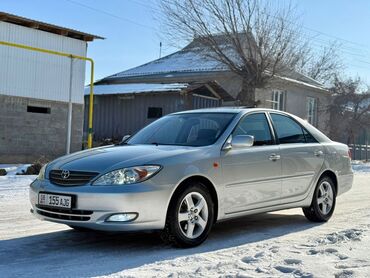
[172,107,332,143]
[172,107,275,115]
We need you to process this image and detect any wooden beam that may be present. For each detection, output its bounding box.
[58,30,69,36]
[26,22,39,28]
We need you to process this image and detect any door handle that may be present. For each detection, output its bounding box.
[314,150,324,157]
[269,153,281,161]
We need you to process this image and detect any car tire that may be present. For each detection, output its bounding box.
[303,176,336,222]
[161,182,214,248]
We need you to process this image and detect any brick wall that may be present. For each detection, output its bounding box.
[0,94,83,163]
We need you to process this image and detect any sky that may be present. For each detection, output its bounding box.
[1,0,370,84]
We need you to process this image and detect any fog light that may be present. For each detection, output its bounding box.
[106,213,138,222]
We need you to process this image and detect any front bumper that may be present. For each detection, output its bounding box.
[29,179,172,231]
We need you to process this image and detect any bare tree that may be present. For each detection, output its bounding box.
[160,0,342,105]
[296,42,343,85]
[328,77,370,144]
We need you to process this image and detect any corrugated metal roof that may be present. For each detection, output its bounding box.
[103,45,229,80]
[0,12,104,41]
[85,83,189,95]
[100,37,326,91]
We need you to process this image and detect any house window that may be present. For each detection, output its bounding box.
[271,90,285,111]
[27,105,51,114]
[306,97,317,126]
[147,107,163,119]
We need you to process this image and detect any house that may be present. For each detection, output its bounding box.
[86,37,330,141]
[0,12,102,163]
[84,81,234,141]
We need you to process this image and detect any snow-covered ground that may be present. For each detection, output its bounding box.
[0,163,369,277]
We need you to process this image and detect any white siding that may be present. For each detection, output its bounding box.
[0,21,87,104]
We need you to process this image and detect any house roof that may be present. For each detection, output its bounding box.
[99,38,327,92]
[85,81,234,101]
[85,83,189,96]
[0,12,104,41]
[102,43,228,81]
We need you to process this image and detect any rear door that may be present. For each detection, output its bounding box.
[269,113,325,203]
[221,112,282,213]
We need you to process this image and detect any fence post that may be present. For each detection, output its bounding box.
[366,132,368,162]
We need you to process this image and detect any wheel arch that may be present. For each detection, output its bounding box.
[167,175,219,223]
[318,169,338,195]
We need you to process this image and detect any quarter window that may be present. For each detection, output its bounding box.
[233,113,273,146]
[271,90,285,111]
[270,114,306,144]
[306,97,317,126]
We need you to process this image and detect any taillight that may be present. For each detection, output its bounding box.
[348,149,352,160]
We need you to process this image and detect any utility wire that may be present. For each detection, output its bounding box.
[63,0,157,31]
[65,0,370,71]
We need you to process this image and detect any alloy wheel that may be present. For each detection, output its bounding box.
[178,192,209,239]
[317,181,334,215]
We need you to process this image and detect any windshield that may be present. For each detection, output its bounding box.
[127,113,235,147]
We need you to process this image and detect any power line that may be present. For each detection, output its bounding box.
[63,0,157,31]
[65,0,370,71]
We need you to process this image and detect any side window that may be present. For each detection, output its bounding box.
[233,113,273,146]
[303,128,317,143]
[270,114,306,144]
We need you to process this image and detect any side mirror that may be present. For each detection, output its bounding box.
[120,134,131,144]
[223,135,254,150]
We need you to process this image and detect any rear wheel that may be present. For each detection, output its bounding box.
[161,182,214,248]
[303,176,336,222]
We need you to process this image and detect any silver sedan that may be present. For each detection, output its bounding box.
[29,108,353,247]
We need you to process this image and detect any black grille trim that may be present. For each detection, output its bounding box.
[36,205,93,215]
[49,170,99,186]
[36,208,92,221]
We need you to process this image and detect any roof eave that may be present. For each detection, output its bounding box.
[0,12,104,41]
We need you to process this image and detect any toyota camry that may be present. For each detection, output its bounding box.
[29,108,353,247]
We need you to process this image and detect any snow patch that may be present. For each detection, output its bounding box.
[351,161,370,173]
[316,229,363,245]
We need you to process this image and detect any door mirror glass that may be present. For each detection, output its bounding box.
[231,135,254,148]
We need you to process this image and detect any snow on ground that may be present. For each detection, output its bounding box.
[351,161,370,173]
[0,164,31,175]
[0,164,369,277]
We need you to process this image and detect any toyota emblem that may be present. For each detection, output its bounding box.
[61,170,70,179]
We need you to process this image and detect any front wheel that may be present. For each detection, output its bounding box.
[303,176,336,222]
[161,183,214,248]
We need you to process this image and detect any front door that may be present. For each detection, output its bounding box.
[221,113,282,214]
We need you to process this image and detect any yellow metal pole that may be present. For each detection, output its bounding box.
[0,40,95,148]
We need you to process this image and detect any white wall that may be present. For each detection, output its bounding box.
[0,21,87,104]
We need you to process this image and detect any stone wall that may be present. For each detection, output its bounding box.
[0,94,83,163]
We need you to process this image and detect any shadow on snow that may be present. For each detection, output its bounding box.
[0,211,321,277]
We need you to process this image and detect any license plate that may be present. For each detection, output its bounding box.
[38,193,72,209]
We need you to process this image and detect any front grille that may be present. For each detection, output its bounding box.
[49,170,98,186]
[36,206,93,221]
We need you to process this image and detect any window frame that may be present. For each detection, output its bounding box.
[306,97,318,126]
[228,112,278,147]
[271,90,286,111]
[267,112,318,145]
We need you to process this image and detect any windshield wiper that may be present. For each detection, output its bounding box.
[150,142,159,146]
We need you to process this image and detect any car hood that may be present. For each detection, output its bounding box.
[47,144,200,173]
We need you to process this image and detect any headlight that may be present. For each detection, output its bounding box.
[92,165,161,185]
[37,164,47,180]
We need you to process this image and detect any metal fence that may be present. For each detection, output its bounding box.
[349,144,369,161]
